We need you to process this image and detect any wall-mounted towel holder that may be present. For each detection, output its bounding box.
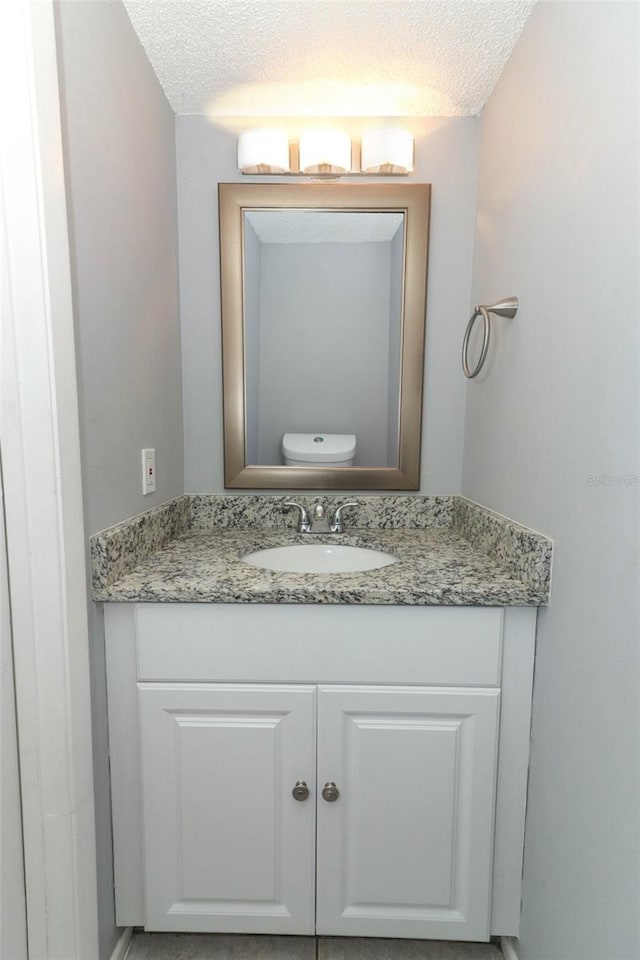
[462,296,519,378]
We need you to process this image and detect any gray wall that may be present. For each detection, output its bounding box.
[177,117,478,492]
[255,240,392,466]
[56,2,183,536]
[55,1,183,956]
[462,3,639,958]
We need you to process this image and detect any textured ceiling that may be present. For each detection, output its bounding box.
[122,0,536,117]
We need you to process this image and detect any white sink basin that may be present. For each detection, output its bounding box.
[241,543,398,574]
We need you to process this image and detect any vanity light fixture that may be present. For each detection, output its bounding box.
[298,129,352,175]
[237,127,414,177]
[237,128,291,174]
[360,127,414,174]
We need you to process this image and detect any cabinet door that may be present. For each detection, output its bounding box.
[316,685,500,941]
[139,683,316,933]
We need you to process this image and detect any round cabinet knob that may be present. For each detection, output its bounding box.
[292,780,310,801]
[322,781,340,802]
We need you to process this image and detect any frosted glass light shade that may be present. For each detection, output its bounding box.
[361,128,414,174]
[237,129,290,173]
[299,130,352,175]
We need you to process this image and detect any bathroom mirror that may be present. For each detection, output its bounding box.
[218,182,430,489]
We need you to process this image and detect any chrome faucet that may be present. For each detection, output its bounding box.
[329,501,358,533]
[284,501,311,533]
[284,500,358,534]
[311,501,330,532]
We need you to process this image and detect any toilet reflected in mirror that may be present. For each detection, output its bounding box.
[282,433,356,468]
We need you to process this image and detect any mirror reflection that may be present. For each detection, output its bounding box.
[243,210,405,468]
[218,182,430,490]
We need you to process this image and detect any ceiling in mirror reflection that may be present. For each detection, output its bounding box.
[245,210,404,244]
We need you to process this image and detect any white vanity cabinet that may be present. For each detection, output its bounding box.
[139,683,317,934]
[104,603,536,942]
[315,685,500,940]
[138,682,499,939]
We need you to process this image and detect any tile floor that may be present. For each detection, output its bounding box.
[124,933,504,960]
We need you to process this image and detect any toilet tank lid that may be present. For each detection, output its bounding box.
[282,433,356,462]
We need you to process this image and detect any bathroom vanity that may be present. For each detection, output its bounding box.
[94,495,552,944]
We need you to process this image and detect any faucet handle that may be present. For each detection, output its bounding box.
[284,501,311,532]
[330,501,358,533]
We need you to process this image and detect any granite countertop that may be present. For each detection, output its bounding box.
[91,497,553,606]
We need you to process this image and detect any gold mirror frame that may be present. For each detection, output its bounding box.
[218,182,431,489]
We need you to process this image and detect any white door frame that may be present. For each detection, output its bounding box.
[0,457,28,960]
[0,1,99,957]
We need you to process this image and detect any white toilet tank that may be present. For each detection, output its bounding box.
[282,433,356,467]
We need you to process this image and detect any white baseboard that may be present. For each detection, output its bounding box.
[109,927,133,960]
[500,936,520,960]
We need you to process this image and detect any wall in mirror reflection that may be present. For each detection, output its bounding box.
[243,210,405,467]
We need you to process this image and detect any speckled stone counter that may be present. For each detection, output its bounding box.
[91,495,552,606]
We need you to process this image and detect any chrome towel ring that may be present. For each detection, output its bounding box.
[462,296,519,378]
